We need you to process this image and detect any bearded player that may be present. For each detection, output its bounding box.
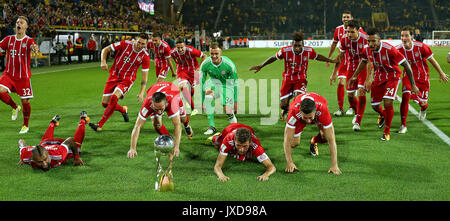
[127,81,193,159]
[0,16,39,133]
[206,123,276,182]
[17,111,89,171]
[283,92,341,175]
[396,27,448,133]
[89,33,150,132]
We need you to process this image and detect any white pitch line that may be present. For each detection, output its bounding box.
[397,97,450,146]
[32,64,99,75]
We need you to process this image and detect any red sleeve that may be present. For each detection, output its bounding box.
[111,40,125,51]
[275,48,285,60]
[333,27,339,42]
[286,103,306,134]
[0,36,9,50]
[390,47,406,65]
[318,105,333,128]
[192,47,203,58]
[164,46,171,59]
[166,95,181,118]
[20,146,33,165]
[421,43,433,60]
[138,97,153,120]
[141,54,150,71]
[361,47,369,60]
[339,37,347,52]
[219,134,233,155]
[309,47,318,60]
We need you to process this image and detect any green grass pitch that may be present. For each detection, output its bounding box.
[0,47,449,201]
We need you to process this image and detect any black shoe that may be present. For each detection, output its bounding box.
[89,123,102,132]
[51,115,61,126]
[80,111,90,123]
[122,106,129,122]
[185,125,194,140]
[378,115,385,129]
[309,137,319,156]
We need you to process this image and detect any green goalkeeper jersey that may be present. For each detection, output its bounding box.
[200,56,238,103]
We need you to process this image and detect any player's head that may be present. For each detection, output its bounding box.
[342,11,353,26]
[134,32,148,52]
[152,32,162,46]
[16,16,29,34]
[234,128,252,155]
[151,92,167,115]
[366,28,381,51]
[292,32,305,54]
[175,37,186,54]
[31,145,51,171]
[401,26,414,45]
[300,98,316,124]
[346,20,360,40]
[209,42,222,64]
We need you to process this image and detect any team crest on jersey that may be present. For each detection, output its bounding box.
[359,44,363,48]
[221,70,226,75]
[22,43,27,48]
[303,57,307,61]
[382,56,386,60]
[137,57,142,62]
[316,111,322,116]
[415,53,419,57]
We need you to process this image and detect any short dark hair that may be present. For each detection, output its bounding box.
[401,26,414,35]
[209,42,221,50]
[235,128,252,143]
[292,32,305,42]
[175,37,185,44]
[366,28,380,37]
[152,32,162,38]
[136,32,148,40]
[342,11,352,16]
[152,92,167,103]
[347,20,359,29]
[300,98,316,114]
[31,145,46,158]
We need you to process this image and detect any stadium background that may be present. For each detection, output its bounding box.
[0,0,449,203]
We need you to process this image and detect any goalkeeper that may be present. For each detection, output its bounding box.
[200,42,239,135]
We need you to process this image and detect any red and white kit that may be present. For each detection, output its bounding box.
[397,41,433,103]
[286,92,333,137]
[361,42,406,105]
[170,45,203,85]
[275,45,318,99]
[216,123,269,163]
[339,31,368,92]
[138,82,186,120]
[103,40,150,97]
[0,35,36,98]
[333,25,350,79]
[212,123,254,147]
[147,40,172,79]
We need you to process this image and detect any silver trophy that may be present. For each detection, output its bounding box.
[154,135,174,191]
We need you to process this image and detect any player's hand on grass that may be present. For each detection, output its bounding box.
[285,162,298,173]
[257,175,269,181]
[101,62,108,71]
[73,158,85,166]
[328,166,342,175]
[218,175,230,182]
[127,149,138,158]
[248,65,262,73]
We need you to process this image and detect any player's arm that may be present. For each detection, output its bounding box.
[137,70,148,102]
[170,114,182,157]
[197,53,208,71]
[100,45,112,71]
[315,54,338,63]
[349,59,368,82]
[128,117,146,158]
[17,139,27,165]
[330,52,344,85]
[283,125,299,173]
[400,60,419,95]
[168,58,176,77]
[326,41,338,66]
[258,158,276,181]
[214,153,230,181]
[62,137,85,166]
[322,125,341,175]
[249,55,277,73]
[428,56,449,83]
[364,61,373,92]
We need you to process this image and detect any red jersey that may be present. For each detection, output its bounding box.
[339,31,368,72]
[219,125,268,163]
[396,41,433,83]
[138,82,183,120]
[20,144,70,169]
[147,40,171,68]
[361,42,406,86]
[286,92,333,134]
[170,45,203,73]
[110,40,150,81]
[275,45,318,81]
[333,25,349,69]
[0,35,36,80]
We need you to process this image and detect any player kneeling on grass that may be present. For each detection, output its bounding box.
[127,81,193,159]
[283,92,341,175]
[207,123,276,181]
[17,111,89,171]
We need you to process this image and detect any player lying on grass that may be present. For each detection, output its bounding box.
[207,123,276,181]
[283,92,341,175]
[127,81,193,159]
[17,111,89,171]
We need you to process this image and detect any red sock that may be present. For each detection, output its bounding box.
[156,124,170,136]
[115,103,126,113]
[400,93,410,127]
[0,93,18,109]
[98,95,118,127]
[312,132,327,144]
[102,102,108,108]
[349,96,358,113]
[383,105,394,135]
[420,102,428,111]
[22,102,31,127]
[41,122,56,142]
[356,96,366,124]
[183,115,190,127]
[337,84,345,110]
[74,119,86,148]
[374,104,385,116]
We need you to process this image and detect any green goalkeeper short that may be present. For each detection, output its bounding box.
[205,79,235,106]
